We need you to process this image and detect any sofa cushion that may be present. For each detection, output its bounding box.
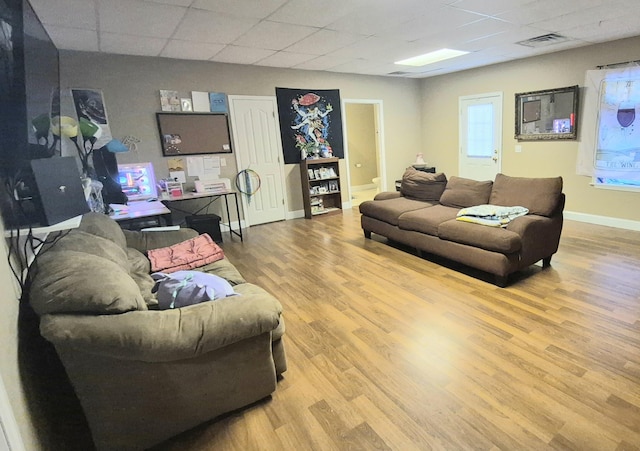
[438,219,522,253]
[440,176,493,209]
[400,168,447,201]
[51,230,129,270]
[127,248,157,307]
[30,250,147,315]
[489,173,563,217]
[77,212,127,250]
[197,257,247,286]
[359,197,435,226]
[398,205,459,236]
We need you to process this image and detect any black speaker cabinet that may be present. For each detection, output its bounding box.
[185,214,222,243]
[1,157,89,227]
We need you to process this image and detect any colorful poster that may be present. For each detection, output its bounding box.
[275,88,344,164]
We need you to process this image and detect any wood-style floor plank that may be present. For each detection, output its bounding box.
[154,210,640,451]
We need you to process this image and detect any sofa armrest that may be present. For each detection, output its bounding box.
[123,228,199,252]
[39,286,283,362]
[374,191,402,200]
[506,213,563,262]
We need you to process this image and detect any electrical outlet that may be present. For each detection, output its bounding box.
[515,145,522,153]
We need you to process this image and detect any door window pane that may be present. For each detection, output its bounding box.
[467,103,493,158]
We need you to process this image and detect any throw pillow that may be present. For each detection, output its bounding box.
[439,176,493,209]
[151,270,238,309]
[147,233,225,273]
[489,173,563,217]
[29,250,147,315]
[400,168,447,201]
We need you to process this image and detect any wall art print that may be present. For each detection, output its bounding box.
[71,88,113,148]
[276,87,344,164]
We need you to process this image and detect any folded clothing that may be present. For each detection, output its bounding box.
[147,233,224,273]
[456,204,528,227]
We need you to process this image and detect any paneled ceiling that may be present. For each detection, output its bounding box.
[29,0,640,78]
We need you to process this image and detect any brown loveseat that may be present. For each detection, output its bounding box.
[359,170,565,286]
[27,213,286,451]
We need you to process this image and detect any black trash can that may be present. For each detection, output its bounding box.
[185,214,223,243]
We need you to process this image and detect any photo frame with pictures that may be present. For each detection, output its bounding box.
[329,180,338,192]
[308,169,315,180]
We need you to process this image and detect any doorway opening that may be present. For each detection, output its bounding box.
[342,99,386,208]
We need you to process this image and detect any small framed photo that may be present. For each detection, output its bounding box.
[181,98,193,112]
[329,180,338,192]
[314,169,321,179]
[308,169,315,180]
[319,167,330,179]
[318,185,328,194]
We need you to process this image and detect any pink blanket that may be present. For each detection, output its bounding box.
[147,233,224,273]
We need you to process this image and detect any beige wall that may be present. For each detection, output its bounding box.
[420,35,640,222]
[345,103,377,186]
[59,52,423,214]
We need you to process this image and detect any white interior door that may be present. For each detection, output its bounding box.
[459,92,503,181]
[229,96,286,226]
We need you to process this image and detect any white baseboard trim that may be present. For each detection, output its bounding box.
[564,210,640,231]
[219,220,247,232]
[287,210,306,220]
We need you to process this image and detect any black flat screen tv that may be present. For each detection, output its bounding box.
[0,0,60,172]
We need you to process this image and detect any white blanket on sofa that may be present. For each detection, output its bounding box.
[456,204,529,227]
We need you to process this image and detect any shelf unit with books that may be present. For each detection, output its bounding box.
[300,157,342,219]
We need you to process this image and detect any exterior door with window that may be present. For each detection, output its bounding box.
[459,92,503,181]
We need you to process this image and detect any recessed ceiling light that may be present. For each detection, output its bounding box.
[395,48,469,66]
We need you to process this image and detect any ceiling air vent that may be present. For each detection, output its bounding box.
[517,33,569,48]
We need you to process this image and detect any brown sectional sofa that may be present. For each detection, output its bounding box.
[359,170,565,286]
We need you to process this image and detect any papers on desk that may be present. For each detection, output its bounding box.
[109,204,129,213]
[187,156,221,179]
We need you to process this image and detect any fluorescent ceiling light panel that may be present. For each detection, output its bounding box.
[395,48,468,66]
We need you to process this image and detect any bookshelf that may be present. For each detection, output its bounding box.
[300,157,342,219]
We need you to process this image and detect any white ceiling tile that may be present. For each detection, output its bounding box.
[255,51,316,68]
[29,0,97,30]
[267,0,367,28]
[497,0,603,26]
[100,32,167,56]
[449,0,531,17]
[173,9,259,44]
[326,1,423,36]
[375,6,485,42]
[210,45,276,64]
[285,30,366,56]
[326,58,386,74]
[232,21,318,51]
[191,0,288,19]
[98,0,185,38]
[293,54,355,71]
[160,40,226,60]
[330,36,409,61]
[45,25,99,52]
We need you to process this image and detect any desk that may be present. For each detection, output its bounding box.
[110,201,172,229]
[161,191,243,241]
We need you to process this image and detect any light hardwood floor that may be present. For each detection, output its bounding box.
[154,209,640,451]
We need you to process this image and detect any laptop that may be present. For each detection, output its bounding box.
[30,157,90,226]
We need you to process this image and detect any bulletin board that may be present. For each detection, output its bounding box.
[156,112,233,156]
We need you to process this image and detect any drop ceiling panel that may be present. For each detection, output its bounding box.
[285,30,366,56]
[160,40,226,60]
[46,25,99,52]
[173,9,259,44]
[28,0,97,30]
[192,0,288,19]
[255,51,316,68]
[100,32,167,56]
[98,0,184,38]
[232,21,318,51]
[267,0,366,28]
[293,54,355,71]
[210,45,277,65]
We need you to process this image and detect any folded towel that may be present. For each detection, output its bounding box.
[456,204,529,227]
[147,233,224,273]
